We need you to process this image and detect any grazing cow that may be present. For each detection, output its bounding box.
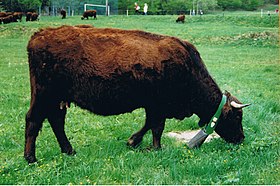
[13,12,23,22]
[26,12,39,21]
[176,15,185,23]
[25,25,249,163]
[60,9,66,19]
[0,12,7,17]
[31,13,39,21]
[0,12,6,24]
[1,15,13,24]
[81,10,97,20]
[0,12,19,24]
[26,12,32,21]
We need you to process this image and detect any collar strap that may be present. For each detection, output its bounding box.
[204,95,227,135]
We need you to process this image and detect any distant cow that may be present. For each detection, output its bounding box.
[13,12,23,22]
[176,15,185,23]
[26,12,39,22]
[0,12,17,24]
[0,12,7,17]
[1,15,13,24]
[81,10,97,20]
[60,9,66,19]
[31,13,39,21]
[26,12,32,21]
[24,25,249,163]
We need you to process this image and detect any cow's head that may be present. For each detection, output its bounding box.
[214,91,250,144]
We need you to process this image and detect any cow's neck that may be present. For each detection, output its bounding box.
[192,76,223,123]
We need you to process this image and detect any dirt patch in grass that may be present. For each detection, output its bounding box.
[167,130,219,143]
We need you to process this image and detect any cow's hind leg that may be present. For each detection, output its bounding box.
[47,104,75,156]
[24,99,46,163]
[127,109,165,148]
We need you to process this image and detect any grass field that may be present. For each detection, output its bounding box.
[0,12,279,184]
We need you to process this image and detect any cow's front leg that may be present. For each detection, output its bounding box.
[47,105,75,155]
[127,108,165,148]
[127,108,154,147]
[127,125,150,148]
[151,117,166,149]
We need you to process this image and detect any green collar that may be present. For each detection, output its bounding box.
[204,95,227,135]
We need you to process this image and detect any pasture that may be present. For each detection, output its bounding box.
[0,12,279,184]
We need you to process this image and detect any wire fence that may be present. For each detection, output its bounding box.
[35,5,280,17]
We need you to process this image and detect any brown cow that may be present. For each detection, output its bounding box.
[0,12,7,17]
[26,12,32,21]
[0,12,6,24]
[1,15,13,24]
[176,15,185,23]
[60,9,66,19]
[13,12,23,22]
[0,12,17,24]
[81,10,97,20]
[31,13,39,21]
[26,12,39,21]
[25,25,249,163]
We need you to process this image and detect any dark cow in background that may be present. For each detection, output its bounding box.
[25,25,249,163]
[60,9,66,19]
[0,12,7,17]
[0,12,9,24]
[13,12,23,22]
[25,12,32,21]
[81,10,97,20]
[0,12,22,24]
[1,15,13,24]
[26,12,39,22]
[31,13,39,21]
[176,14,185,23]
[0,12,5,24]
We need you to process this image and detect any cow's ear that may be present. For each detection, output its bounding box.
[198,119,207,127]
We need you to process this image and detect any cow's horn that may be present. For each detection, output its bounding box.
[230,101,250,109]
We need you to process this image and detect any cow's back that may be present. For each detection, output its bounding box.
[28,25,190,77]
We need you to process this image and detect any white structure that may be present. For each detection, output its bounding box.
[84,4,110,16]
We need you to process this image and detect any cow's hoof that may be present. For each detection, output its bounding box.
[62,148,76,156]
[127,135,142,148]
[24,154,37,164]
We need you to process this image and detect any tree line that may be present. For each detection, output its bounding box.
[0,0,278,14]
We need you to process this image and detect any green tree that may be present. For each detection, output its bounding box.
[200,0,218,12]
[217,0,242,10]
[241,0,263,10]
[19,0,42,10]
[192,0,218,13]
[0,0,42,11]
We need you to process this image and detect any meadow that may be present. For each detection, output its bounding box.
[0,12,279,184]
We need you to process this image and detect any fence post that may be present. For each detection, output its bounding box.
[52,5,55,16]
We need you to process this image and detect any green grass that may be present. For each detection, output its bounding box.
[0,13,279,184]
